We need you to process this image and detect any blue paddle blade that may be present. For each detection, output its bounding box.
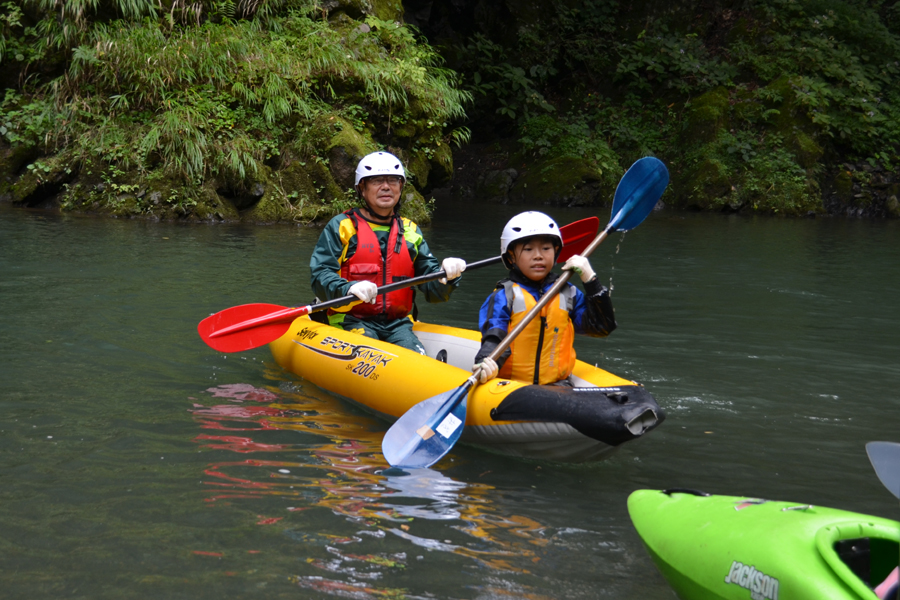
[866,441,900,499]
[610,157,669,232]
[382,382,472,468]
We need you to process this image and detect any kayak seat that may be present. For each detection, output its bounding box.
[836,537,900,595]
[836,537,870,584]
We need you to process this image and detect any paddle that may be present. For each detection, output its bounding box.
[866,441,900,499]
[198,217,600,353]
[382,157,670,469]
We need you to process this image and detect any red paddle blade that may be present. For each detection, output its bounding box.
[198,303,300,353]
[557,216,600,263]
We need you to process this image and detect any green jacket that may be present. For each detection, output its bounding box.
[309,209,459,314]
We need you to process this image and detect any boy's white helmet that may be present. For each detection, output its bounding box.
[500,211,562,255]
[354,151,406,186]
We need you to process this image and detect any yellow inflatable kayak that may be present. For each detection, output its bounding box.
[269,316,665,462]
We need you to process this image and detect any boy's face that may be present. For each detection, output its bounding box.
[511,236,557,281]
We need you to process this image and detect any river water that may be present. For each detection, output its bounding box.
[1,200,898,599]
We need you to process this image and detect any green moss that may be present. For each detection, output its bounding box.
[509,155,617,206]
[427,143,454,189]
[399,185,432,225]
[406,150,430,189]
[675,157,732,210]
[371,0,404,21]
[681,87,730,146]
[790,131,824,169]
[833,170,853,203]
[886,194,900,218]
[390,122,417,140]
[193,183,240,221]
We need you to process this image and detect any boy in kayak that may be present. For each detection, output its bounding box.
[472,211,617,384]
[310,151,466,354]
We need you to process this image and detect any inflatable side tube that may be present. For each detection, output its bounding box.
[489,384,665,446]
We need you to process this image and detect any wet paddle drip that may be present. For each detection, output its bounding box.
[607,231,627,296]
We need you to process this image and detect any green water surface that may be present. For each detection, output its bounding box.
[1,202,898,599]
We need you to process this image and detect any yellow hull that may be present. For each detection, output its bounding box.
[269,317,664,462]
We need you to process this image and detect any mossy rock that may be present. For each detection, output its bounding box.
[789,131,823,169]
[477,168,518,201]
[681,87,731,147]
[190,182,240,221]
[406,150,431,190]
[508,156,617,207]
[764,76,819,140]
[242,157,348,223]
[371,0,404,21]
[325,0,402,21]
[832,170,854,204]
[428,143,454,189]
[326,116,375,189]
[9,152,78,208]
[673,156,732,210]
[390,121,418,140]
[404,143,453,191]
[886,194,900,218]
[0,141,40,198]
[399,185,431,225]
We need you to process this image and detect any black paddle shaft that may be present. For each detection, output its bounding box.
[311,256,502,315]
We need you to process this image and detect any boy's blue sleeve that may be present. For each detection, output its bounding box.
[474,288,512,365]
[478,288,510,339]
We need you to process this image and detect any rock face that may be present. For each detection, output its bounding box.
[822,164,900,219]
[441,142,623,208]
[0,0,460,225]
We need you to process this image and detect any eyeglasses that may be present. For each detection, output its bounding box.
[366,176,403,187]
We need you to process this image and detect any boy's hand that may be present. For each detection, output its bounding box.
[348,281,378,303]
[440,257,466,283]
[472,357,498,384]
[563,254,596,283]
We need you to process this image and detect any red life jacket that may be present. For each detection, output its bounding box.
[337,211,415,319]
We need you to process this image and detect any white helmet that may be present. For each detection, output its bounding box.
[500,211,562,265]
[354,151,406,186]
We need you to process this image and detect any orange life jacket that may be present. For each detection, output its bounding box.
[337,212,414,319]
[497,280,577,384]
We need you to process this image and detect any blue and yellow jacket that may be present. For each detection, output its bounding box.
[475,269,616,384]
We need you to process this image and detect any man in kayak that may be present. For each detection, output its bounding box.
[310,151,466,354]
[472,211,617,384]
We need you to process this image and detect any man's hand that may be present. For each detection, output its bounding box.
[348,281,378,303]
[440,257,466,284]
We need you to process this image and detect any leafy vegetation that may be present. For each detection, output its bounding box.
[0,0,471,221]
[3,0,900,218]
[445,0,900,215]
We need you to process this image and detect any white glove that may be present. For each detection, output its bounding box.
[440,257,466,284]
[563,254,596,283]
[348,281,378,303]
[472,357,498,384]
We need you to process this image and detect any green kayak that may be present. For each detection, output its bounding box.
[628,489,899,600]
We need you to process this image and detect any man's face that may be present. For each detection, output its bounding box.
[360,175,403,217]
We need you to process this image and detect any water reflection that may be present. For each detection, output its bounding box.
[189,376,552,595]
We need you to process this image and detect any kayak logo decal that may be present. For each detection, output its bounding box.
[298,335,396,365]
[724,561,779,600]
[295,327,319,342]
[296,335,396,382]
